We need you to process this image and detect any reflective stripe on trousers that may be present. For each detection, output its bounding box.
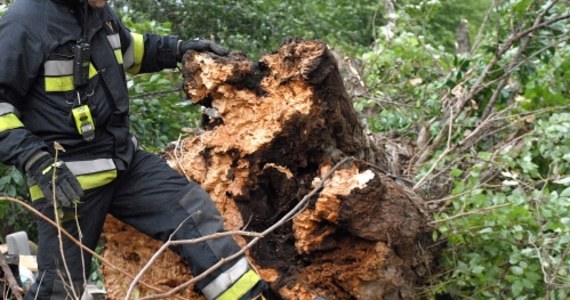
[202,257,263,299]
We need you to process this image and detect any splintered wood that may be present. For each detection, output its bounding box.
[101,39,431,300]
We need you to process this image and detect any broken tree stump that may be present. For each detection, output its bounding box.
[102,39,432,299]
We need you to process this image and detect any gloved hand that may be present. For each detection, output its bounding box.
[25,152,83,207]
[177,39,230,61]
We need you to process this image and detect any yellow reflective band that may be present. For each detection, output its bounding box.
[45,64,98,92]
[29,170,117,201]
[41,165,54,175]
[215,270,261,300]
[126,33,144,74]
[114,49,124,65]
[77,169,117,190]
[89,64,98,79]
[45,75,74,92]
[0,113,24,132]
[29,185,43,202]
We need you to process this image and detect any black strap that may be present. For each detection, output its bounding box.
[81,0,88,42]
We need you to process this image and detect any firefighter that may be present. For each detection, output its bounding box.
[0,0,271,299]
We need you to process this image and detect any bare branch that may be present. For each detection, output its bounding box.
[480,5,566,121]
[429,203,512,225]
[413,4,570,171]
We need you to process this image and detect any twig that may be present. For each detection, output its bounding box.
[138,157,355,300]
[74,203,87,287]
[479,33,570,93]
[546,233,570,295]
[457,108,513,153]
[529,235,550,285]
[480,1,561,121]
[0,196,187,300]
[0,252,23,300]
[414,107,455,190]
[429,203,512,225]
[133,87,183,99]
[413,4,569,170]
[470,0,499,54]
[51,145,79,300]
[173,135,192,181]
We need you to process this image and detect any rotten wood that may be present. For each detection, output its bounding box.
[102,39,433,299]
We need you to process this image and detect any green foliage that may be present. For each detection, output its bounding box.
[433,114,570,297]
[358,17,453,132]
[112,0,379,57]
[0,166,35,242]
[128,72,201,152]
[403,0,493,51]
[120,17,202,151]
[359,0,570,297]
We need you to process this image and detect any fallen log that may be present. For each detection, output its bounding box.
[102,39,433,299]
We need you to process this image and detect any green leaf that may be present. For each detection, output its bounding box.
[511,266,524,275]
[472,266,485,274]
[450,167,463,177]
[511,281,524,296]
[554,177,570,186]
[432,230,439,241]
[561,187,570,198]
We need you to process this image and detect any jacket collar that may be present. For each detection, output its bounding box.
[49,0,103,43]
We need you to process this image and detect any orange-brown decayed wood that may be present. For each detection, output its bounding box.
[102,39,431,299]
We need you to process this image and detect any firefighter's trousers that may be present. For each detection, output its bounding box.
[24,150,266,300]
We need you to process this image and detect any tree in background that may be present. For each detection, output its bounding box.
[111,0,379,57]
[361,0,570,297]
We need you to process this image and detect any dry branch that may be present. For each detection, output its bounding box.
[413,3,569,171]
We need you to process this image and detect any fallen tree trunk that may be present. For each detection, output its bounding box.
[102,39,433,299]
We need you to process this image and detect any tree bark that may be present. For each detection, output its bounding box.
[102,39,433,299]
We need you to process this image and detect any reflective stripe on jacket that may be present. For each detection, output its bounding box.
[0,0,179,171]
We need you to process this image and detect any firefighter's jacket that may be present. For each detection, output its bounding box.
[0,0,179,195]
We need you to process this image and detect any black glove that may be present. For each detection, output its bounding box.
[26,152,83,207]
[177,39,230,61]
